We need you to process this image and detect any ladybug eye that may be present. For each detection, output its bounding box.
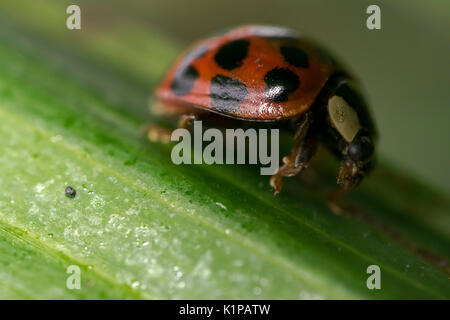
[348,134,374,161]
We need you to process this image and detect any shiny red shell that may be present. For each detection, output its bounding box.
[155,25,336,121]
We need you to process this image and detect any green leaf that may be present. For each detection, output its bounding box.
[0,2,449,299]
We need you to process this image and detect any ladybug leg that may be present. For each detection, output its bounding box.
[143,125,172,143]
[327,161,361,215]
[270,111,315,195]
[270,146,301,196]
[294,133,318,170]
[143,114,198,143]
[327,187,352,215]
[177,114,198,129]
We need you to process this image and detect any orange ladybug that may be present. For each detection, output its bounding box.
[153,25,377,196]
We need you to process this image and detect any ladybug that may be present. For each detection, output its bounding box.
[152,25,377,196]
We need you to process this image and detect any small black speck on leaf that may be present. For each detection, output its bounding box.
[65,186,76,198]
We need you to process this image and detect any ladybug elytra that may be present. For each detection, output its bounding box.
[152,25,377,196]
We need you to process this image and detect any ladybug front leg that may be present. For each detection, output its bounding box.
[270,133,317,196]
[143,114,199,143]
[270,111,316,195]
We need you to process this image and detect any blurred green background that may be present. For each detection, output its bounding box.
[1,0,449,192]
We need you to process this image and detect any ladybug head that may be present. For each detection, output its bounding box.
[326,79,377,190]
[337,129,376,190]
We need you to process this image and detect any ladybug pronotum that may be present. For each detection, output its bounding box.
[152,25,377,196]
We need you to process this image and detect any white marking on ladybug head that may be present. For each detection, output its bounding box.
[328,95,361,142]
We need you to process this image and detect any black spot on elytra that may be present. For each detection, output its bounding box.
[280,46,309,68]
[210,75,248,112]
[264,68,300,102]
[214,39,249,70]
[169,43,208,96]
[170,64,199,96]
